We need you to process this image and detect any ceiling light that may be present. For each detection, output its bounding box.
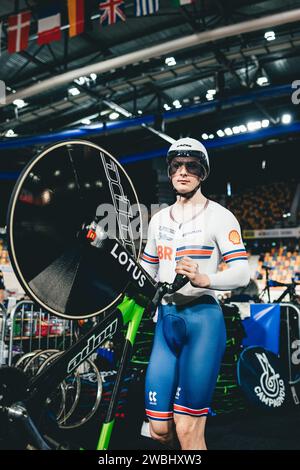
[217,130,225,137]
[202,133,209,140]
[224,127,233,136]
[206,89,217,101]
[247,121,261,132]
[264,31,276,41]
[74,76,87,85]
[81,118,91,125]
[90,73,97,81]
[208,134,214,139]
[239,125,247,133]
[261,119,270,128]
[68,87,80,96]
[281,113,292,124]
[5,129,17,137]
[13,99,27,108]
[137,110,143,114]
[257,76,269,86]
[109,112,120,120]
[165,57,176,66]
[173,100,182,108]
[232,126,241,134]
[163,104,171,111]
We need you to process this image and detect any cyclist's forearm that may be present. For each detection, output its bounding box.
[206,263,250,291]
[139,259,158,282]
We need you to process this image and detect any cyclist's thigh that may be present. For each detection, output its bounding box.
[175,303,226,415]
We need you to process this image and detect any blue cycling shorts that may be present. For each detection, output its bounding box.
[145,296,226,420]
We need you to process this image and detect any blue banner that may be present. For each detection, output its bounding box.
[242,303,281,355]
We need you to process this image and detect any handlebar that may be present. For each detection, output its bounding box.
[268,280,288,287]
[149,274,189,318]
[149,274,189,317]
[268,279,300,288]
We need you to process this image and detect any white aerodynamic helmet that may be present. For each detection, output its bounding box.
[166,137,210,181]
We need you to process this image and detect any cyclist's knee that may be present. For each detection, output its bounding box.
[149,420,173,444]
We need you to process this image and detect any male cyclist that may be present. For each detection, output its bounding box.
[140,137,250,450]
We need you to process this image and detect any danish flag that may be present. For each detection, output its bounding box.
[7,11,31,54]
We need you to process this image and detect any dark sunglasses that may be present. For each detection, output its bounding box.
[169,160,203,176]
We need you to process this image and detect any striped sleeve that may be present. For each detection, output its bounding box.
[141,250,159,265]
[207,209,250,290]
[222,248,248,264]
[140,217,159,280]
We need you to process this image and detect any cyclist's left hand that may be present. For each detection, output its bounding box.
[175,256,210,288]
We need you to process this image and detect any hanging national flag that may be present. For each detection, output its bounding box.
[135,0,159,16]
[172,0,195,6]
[7,11,31,54]
[99,0,126,25]
[68,0,85,37]
[37,4,61,45]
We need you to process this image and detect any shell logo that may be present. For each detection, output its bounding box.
[228,229,241,245]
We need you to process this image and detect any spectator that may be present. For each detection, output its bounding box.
[0,269,6,305]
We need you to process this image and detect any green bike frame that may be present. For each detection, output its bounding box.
[96,295,145,450]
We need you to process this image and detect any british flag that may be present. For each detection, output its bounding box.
[99,0,126,25]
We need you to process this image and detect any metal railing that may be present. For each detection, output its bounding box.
[5,300,74,366]
[0,303,7,365]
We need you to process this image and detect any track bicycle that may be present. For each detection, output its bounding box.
[0,233,188,450]
[269,278,300,304]
[0,140,189,450]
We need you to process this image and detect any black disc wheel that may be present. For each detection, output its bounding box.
[7,140,142,319]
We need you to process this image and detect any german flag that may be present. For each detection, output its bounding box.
[67,0,85,37]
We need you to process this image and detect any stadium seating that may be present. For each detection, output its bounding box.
[224,181,297,230]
